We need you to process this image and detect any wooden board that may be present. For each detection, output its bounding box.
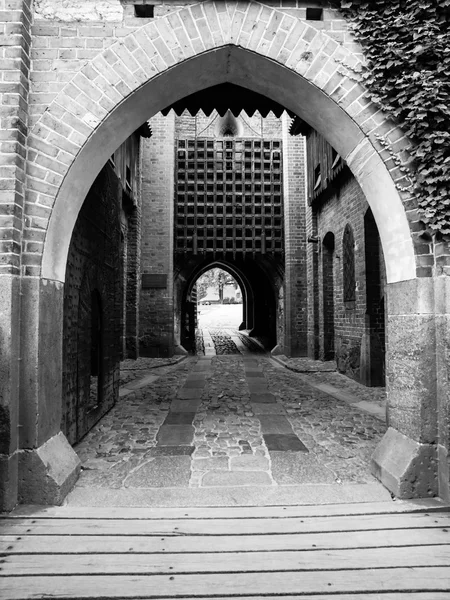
[3,546,450,576]
[1,568,450,599]
[2,527,449,554]
[5,499,448,519]
[1,504,449,599]
[1,512,447,536]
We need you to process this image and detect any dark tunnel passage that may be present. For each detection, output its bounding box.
[176,257,281,354]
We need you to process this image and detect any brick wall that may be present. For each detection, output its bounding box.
[124,190,141,358]
[312,173,386,384]
[139,112,175,357]
[62,164,122,445]
[0,0,31,275]
[27,2,356,130]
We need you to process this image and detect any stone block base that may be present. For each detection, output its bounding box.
[19,432,81,505]
[174,344,188,355]
[371,427,438,499]
[271,344,283,356]
[437,444,450,503]
[0,452,18,512]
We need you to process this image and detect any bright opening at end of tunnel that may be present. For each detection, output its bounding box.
[196,268,242,330]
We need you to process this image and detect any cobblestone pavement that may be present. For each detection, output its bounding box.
[74,328,387,493]
[197,327,265,355]
[120,356,185,387]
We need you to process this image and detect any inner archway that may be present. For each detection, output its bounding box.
[196,268,243,327]
[177,258,278,355]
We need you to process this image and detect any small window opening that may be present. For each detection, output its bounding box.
[331,148,341,169]
[134,5,154,18]
[306,8,323,21]
[126,165,132,190]
[313,164,321,190]
[343,225,356,302]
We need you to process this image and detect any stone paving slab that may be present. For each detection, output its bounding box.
[246,377,267,385]
[124,457,192,488]
[157,425,195,445]
[263,434,309,452]
[251,403,286,415]
[76,457,142,489]
[170,399,203,412]
[245,370,265,377]
[184,380,207,389]
[66,482,393,507]
[250,392,277,403]
[247,383,270,393]
[165,412,196,425]
[259,415,294,434]
[229,455,270,471]
[201,471,273,487]
[191,457,229,471]
[270,452,336,485]
[146,446,194,457]
[178,389,203,399]
[187,373,207,380]
[192,364,212,372]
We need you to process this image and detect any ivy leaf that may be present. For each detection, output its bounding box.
[338,0,450,233]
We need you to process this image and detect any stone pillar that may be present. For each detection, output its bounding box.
[0,0,31,510]
[280,115,308,357]
[139,113,175,357]
[371,277,450,500]
[0,277,21,511]
[18,278,80,505]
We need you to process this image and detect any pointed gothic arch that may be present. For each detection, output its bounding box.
[13,2,445,508]
[24,2,416,285]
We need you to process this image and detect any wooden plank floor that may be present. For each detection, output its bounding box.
[1,501,449,599]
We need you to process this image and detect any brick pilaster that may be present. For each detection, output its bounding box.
[139,112,175,357]
[0,0,31,274]
[282,114,308,356]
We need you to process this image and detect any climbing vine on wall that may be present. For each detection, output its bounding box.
[335,1,450,233]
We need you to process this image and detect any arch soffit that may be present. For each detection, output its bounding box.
[31,1,415,283]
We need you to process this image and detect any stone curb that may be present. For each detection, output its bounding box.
[270,354,337,373]
[119,355,188,397]
[120,355,188,372]
[270,356,386,423]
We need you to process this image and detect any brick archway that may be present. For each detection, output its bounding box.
[177,256,280,354]
[13,2,447,509]
[184,261,254,327]
[27,1,417,285]
[180,261,255,353]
